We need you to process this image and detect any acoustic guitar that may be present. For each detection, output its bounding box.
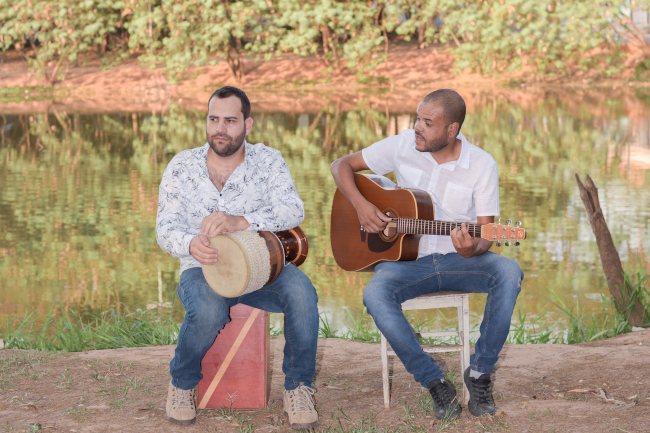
[330,173,527,272]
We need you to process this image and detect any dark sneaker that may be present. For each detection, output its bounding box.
[427,379,461,420]
[463,367,495,416]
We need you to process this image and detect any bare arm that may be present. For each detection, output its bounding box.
[330,151,391,233]
[450,216,494,258]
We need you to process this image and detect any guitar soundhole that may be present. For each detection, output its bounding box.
[379,209,398,242]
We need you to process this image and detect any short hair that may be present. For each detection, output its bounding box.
[208,86,251,119]
[421,89,466,132]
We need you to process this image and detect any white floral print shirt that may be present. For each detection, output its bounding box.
[156,141,305,275]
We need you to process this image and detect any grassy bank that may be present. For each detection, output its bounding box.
[3,271,649,352]
[2,300,179,352]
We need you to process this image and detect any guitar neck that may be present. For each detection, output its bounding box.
[390,218,481,237]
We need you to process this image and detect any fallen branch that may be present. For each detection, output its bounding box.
[567,388,632,406]
[575,174,647,326]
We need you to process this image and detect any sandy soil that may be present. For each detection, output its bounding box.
[1,329,649,432]
[3,46,650,119]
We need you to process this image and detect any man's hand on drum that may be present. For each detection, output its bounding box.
[189,234,218,265]
[200,212,251,238]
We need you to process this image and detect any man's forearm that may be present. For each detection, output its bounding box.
[330,159,368,210]
[156,227,196,259]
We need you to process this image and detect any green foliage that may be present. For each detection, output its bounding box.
[3,300,179,351]
[0,0,128,83]
[274,0,386,76]
[511,272,650,345]
[387,0,627,76]
[2,0,646,82]
[127,0,275,81]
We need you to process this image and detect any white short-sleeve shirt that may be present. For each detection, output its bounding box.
[361,129,500,257]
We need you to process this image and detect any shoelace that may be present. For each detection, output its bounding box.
[472,376,494,404]
[290,385,316,414]
[430,381,454,407]
[173,387,195,410]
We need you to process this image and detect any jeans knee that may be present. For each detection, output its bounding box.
[282,266,318,311]
[499,259,523,298]
[362,282,390,314]
[185,295,230,333]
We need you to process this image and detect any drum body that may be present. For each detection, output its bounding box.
[202,231,285,298]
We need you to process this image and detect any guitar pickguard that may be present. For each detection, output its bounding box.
[367,233,398,253]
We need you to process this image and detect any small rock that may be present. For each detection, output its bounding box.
[361,387,371,393]
[87,405,110,410]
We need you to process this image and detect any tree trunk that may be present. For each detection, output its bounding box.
[575,174,647,326]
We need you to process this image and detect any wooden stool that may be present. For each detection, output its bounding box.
[197,304,270,410]
[380,291,470,409]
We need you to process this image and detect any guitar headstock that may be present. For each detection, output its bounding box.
[481,219,527,246]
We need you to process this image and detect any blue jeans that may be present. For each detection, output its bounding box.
[363,252,523,388]
[170,264,319,391]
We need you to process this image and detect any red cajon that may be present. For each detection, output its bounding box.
[197,304,270,410]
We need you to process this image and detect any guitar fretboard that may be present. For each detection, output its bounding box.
[393,218,481,237]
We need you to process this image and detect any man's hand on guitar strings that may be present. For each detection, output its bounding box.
[355,200,392,233]
[450,223,479,258]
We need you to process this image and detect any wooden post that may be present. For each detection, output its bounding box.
[575,174,647,326]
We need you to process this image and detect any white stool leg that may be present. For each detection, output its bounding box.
[457,303,466,404]
[381,332,390,410]
[461,295,471,404]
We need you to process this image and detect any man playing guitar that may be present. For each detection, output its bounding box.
[330,89,523,419]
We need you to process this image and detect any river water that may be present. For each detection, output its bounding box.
[1,89,649,334]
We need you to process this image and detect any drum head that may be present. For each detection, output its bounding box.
[202,234,251,298]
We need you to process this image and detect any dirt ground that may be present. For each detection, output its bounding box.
[3,44,650,119]
[1,329,649,433]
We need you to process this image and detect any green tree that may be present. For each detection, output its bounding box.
[274,0,386,76]
[127,0,275,81]
[0,0,128,84]
[386,0,626,77]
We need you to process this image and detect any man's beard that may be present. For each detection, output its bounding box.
[207,128,246,157]
[415,130,449,153]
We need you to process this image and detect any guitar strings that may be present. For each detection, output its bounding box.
[393,218,480,237]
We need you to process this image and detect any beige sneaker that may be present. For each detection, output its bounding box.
[166,381,196,425]
[283,384,318,430]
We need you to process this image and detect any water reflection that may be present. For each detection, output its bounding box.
[1,91,649,334]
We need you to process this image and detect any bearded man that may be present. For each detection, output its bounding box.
[330,89,523,420]
[156,86,319,429]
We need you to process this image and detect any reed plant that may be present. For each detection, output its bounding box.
[3,300,179,351]
[3,268,648,352]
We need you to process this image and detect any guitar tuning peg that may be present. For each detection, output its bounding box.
[516,221,522,227]
[506,219,512,226]
[496,241,502,247]
[515,241,520,246]
[498,217,501,224]
[505,241,511,247]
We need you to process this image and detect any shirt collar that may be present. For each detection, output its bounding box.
[199,140,252,173]
[456,132,470,170]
